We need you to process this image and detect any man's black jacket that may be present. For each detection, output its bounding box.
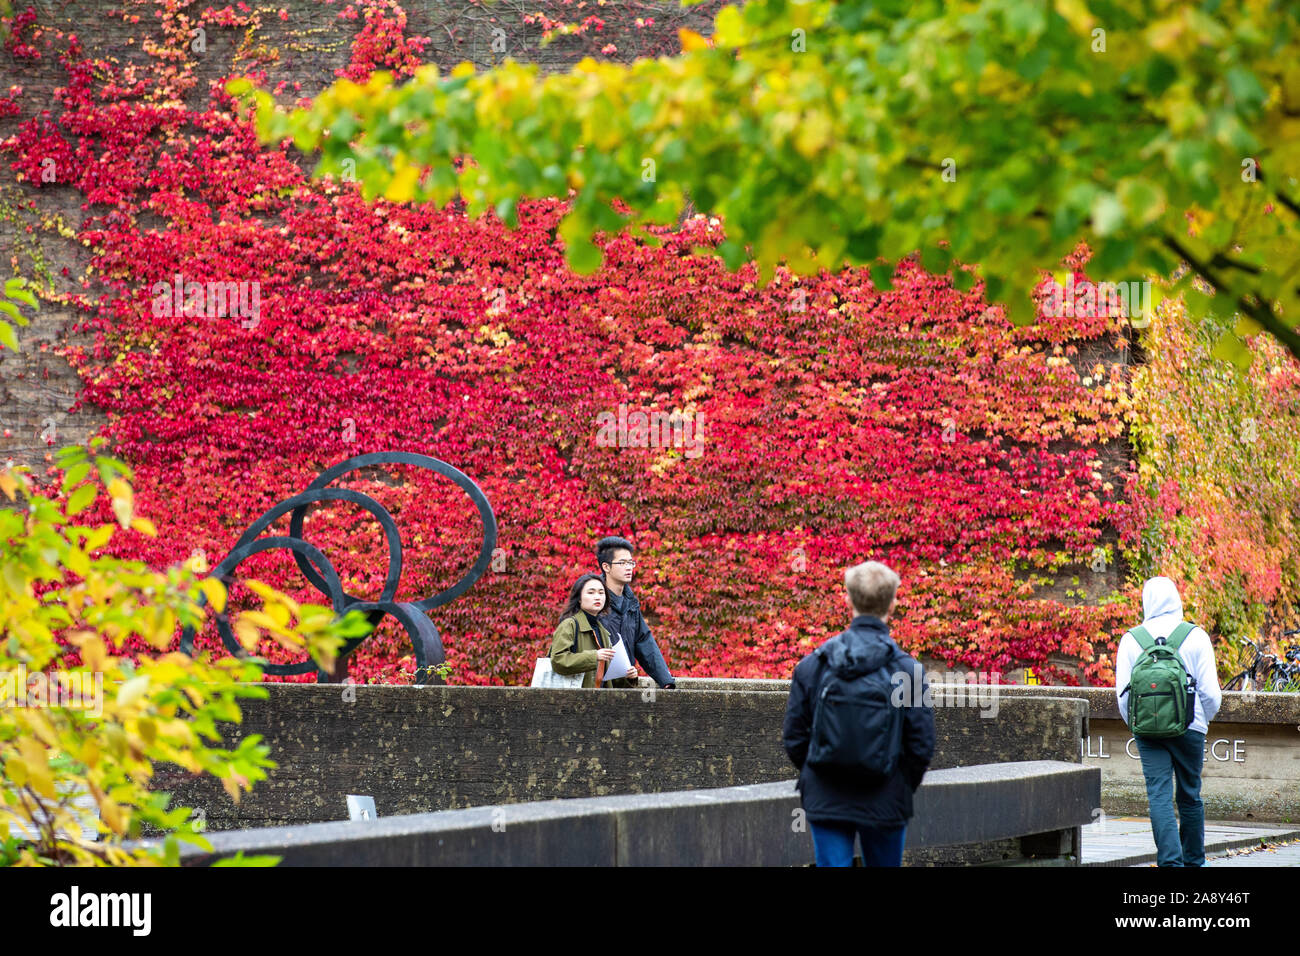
[782,614,935,828]
[599,582,675,688]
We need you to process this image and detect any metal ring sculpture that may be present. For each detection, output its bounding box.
[179,452,497,682]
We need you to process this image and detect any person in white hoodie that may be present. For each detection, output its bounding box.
[1115,577,1223,866]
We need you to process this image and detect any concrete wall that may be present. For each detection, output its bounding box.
[157,684,1087,831]
[173,761,1099,866]
[669,679,1300,822]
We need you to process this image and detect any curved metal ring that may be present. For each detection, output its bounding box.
[200,537,351,677]
[287,451,497,612]
[229,487,403,607]
[348,599,445,676]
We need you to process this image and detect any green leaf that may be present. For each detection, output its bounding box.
[494,196,518,229]
[66,484,97,515]
[0,321,17,352]
[4,287,37,309]
[212,851,282,867]
[1091,193,1124,236]
[920,245,952,274]
[1117,178,1166,227]
[1225,67,1266,108]
[845,225,881,262]
[565,236,603,275]
[951,268,977,293]
[1210,331,1252,369]
[62,462,91,490]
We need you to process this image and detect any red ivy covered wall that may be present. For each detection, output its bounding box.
[2,0,1140,685]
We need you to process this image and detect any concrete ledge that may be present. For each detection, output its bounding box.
[173,760,1097,866]
[157,685,1086,831]
[907,760,1098,848]
[662,679,1300,822]
[662,678,1300,724]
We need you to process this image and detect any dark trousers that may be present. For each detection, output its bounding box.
[809,821,907,867]
[1134,730,1206,867]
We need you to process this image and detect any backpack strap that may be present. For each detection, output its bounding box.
[1130,625,1156,651]
[550,617,582,657]
[1165,621,1195,650]
[1120,627,1154,700]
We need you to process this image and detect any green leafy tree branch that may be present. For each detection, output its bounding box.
[233,0,1300,364]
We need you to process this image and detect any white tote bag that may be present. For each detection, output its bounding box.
[531,657,586,689]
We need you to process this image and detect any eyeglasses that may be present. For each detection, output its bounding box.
[610,560,637,568]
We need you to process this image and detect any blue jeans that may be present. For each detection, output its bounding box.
[809,821,907,867]
[1134,730,1206,867]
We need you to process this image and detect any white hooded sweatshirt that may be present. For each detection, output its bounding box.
[1115,577,1222,736]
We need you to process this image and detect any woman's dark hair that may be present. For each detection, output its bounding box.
[560,573,608,622]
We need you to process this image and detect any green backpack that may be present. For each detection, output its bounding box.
[1123,621,1198,738]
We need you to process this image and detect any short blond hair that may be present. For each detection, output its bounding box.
[845,561,900,617]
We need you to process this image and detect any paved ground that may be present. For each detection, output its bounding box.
[1082,816,1300,866]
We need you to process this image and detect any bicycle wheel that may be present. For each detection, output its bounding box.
[1263,663,1289,692]
[1269,665,1299,692]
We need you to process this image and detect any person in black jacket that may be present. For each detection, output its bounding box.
[595,535,676,689]
[782,561,935,867]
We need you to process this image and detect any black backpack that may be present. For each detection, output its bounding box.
[806,633,904,784]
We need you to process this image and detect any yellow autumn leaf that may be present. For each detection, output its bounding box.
[107,477,133,527]
[239,610,281,632]
[244,580,279,603]
[130,517,157,537]
[5,757,28,787]
[679,28,709,52]
[67,631,107,673]
[1053,0,1095,32]
[221,775,242,804]
[17,737,55,799]
[198,577,227,614]
[95,791,127,834]
[330,78,366,107]
[384,164,420,202]
[80,736,101,769]
[0,469,17,501]
[267,627,306,653]
[116,674,150,709]
[233,617,261,652]
[794,110,832,158]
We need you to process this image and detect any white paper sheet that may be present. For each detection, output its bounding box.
[602,639,634,684]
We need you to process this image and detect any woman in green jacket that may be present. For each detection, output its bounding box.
[550,573,639,688]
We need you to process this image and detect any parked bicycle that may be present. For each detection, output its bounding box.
[1271,633,1300,691]
[1224,628,1300,692]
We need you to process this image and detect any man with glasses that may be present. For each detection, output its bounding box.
[595,535,677,689]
